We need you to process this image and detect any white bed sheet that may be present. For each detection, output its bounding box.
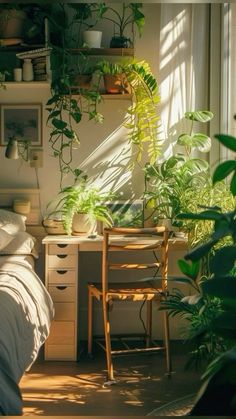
[0,256,54,415]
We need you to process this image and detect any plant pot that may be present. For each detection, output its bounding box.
[110,36,131,48]
[43,219,66,235]
[72,213,97,236]
[83,30,102,48]
[72,74,92,90]
[0,9,27,39]
[103,73,131,94]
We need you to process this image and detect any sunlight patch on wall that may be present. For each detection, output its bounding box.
[79,122,134,196]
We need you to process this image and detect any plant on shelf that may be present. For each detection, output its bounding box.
[95,59,161,164]
[46,171,115,236]
[161,133,236,415]
[66,3,106,48]
[143,110,214,230]
[100,3,145,48]
[46,3,104,188]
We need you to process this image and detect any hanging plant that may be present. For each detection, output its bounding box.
[96,59,161,164]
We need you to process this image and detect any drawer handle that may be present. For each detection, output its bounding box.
[57,244,68,248]
[56,286,67,290]
[57,254,67,259]
[57,270,67,275]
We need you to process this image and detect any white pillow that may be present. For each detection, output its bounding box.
[0,231,36,255]
[0,209,26,234]
[0,229,14,250]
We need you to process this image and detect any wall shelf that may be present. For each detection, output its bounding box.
[68,47,134,57]
[71,93,132,100]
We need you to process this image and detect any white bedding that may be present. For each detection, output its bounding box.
[0,256,54,415]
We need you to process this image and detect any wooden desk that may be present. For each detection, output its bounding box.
[42,235,188,361]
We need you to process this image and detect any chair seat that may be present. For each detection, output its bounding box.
[88,280,164,301]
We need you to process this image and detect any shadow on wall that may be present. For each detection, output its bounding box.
[79,123,137,197]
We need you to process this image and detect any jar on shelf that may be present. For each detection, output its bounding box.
[22,58,34,81]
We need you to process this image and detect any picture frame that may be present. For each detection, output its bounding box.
[0,104,42,146]
[107,199,144,228]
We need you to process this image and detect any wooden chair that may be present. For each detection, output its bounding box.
[87,226,171,383]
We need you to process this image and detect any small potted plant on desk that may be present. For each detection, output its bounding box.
[46,174,115,236]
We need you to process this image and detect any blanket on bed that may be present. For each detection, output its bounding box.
[0,259,54,415]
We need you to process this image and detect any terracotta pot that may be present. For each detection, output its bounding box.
[103,73,131,94]
[0,9,27,39]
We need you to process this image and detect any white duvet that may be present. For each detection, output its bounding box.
[0,256,54,415]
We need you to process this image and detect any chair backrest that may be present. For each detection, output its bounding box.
[102,226,169,294]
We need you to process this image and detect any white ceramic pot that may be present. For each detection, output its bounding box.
[72,213,97,236]
[83,30,102,48]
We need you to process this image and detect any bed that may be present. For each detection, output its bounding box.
[0,208,54,415]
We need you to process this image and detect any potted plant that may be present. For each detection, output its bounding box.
[161,133,236,415]
[96,60,131,94]
[66,3,106,48]
[100,3,145,48]
[143,110,214,230]
[95,59,161,163]
[46,173,115,236]
[69,53,95,91]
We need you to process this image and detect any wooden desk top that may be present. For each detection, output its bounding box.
[42,234,188,252]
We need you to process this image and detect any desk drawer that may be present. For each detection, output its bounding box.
[45,344,76,360]
[48,270,76,285]
[48,321,75,345]
[48,254,77,269]
[54,302,75,321]
[49,285,76,302]
[48,243,77,255]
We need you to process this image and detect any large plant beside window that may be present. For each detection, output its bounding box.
[162,133,236,415]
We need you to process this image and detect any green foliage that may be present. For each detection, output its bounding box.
[164,133,236,414]
[96,59,161,164]
[47,174,115,235]
[100,3,145,39]
[143,110,213,225]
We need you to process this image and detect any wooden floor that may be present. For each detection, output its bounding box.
[20,342,201,416]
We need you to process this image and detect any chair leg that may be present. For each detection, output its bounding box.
[88,287,93,356]
[103,299,115,382]
[163,310,172,374]
[146,300,152,347]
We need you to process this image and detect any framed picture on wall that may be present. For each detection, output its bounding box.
[0,104,42,146]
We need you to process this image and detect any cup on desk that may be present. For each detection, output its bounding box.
[13,68,22,82]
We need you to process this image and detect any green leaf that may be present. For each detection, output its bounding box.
[178,210,223,221]
[210,246,236,276]
[231,172,236,196]
[178,259,200,280]
[185,239,218,261]
[71,111,82,123]
[52,118,67,130]
[213,160,236,183]
[191,133,211,152]
[202,277,236,307]
[215,134,236,152]
[185,110,214,123]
